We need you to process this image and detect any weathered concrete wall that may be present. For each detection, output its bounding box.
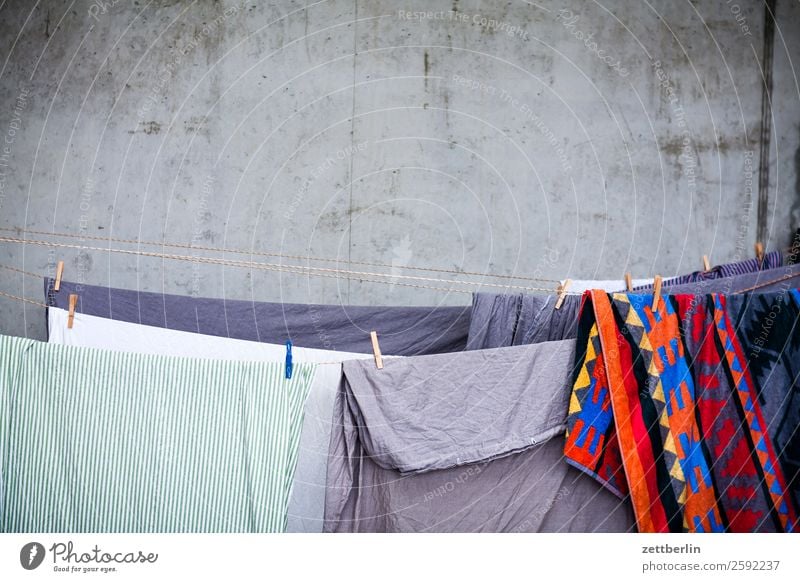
[770,0,800,248]
[0,0,796,340]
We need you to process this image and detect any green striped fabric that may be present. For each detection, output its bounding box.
[0,334,316,532]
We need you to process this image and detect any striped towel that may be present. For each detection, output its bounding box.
[0,334,316,532]
[564,291,797,532]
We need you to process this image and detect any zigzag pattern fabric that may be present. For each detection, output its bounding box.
[713,295,796,530]
[677,295,782,531]
[733,288,800,511]
[565,290,797,532]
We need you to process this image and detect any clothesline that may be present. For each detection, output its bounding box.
[0,225,563,284]
[3,256,796,315]
[0,235,559,294]
[7,226,794,286]
[3,227,793,298]
[0,257,478,308]
[0,289,47,308]
[0,263,41,279]
[732,271,800,294]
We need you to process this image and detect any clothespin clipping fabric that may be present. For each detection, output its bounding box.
[370,331,383,369]
[755,242,764,267]
[555,279,571,310]
[67,294,78,329]
[652,275,662,310]
[54,261,64,291]
[285,340,293,379]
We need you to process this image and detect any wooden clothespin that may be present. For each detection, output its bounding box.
[652,275,662,310]
[555,279,571,310]
[67,294,78,329]
[755,242,764,266]
[702,255,711,272]
[370,331,383,369]
[624,273,633,292]
[54,261,64,291]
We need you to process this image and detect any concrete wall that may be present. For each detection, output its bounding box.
[0,0,797,340]
[770,0,800,248]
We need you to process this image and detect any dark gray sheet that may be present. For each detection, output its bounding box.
[45,278,471,356]
[465,294,581,349]
[324,341,635,532]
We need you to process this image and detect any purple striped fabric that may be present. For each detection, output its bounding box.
[633,250,783,291]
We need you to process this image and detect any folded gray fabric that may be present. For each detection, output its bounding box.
[45,278,471,356]
[324,340,636,532]
[342,341,575,473]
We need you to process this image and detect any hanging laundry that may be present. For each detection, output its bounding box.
[677,291,800,529]
[0,334,316,533]
[562,278,652,293]
[728,289,800,509]
[788,229,800,264]
[466,293,582,349]
[559,260,788,298]
[47,307,369,533]
[467,264,800,351]
[324,341,635,532]
[633,250,784,291]
[45,278,471,356]
[564,290,797,532]
[662,263,800,294]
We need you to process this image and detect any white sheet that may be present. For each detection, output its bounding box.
[48,307,373,533]
[561,278,652,293]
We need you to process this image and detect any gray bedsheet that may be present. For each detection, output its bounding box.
[324,341,635,532]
